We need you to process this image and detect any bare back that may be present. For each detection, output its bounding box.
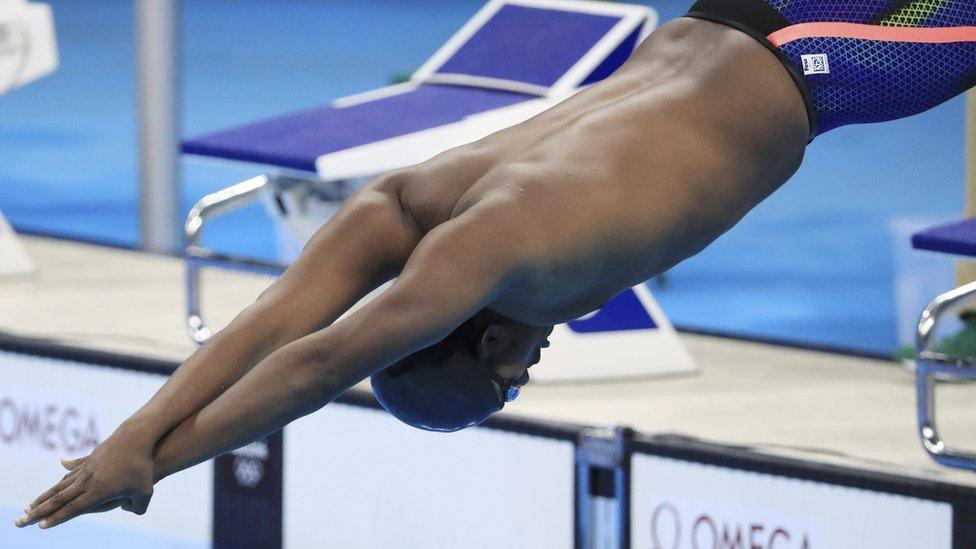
[397,18,809,325]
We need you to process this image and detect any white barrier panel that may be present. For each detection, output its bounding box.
[0,211,33,277]
[631,454,952,549]
[284,403,575,549]
[0,351,211,548]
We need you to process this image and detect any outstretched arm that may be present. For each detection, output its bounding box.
[15,176,422,529]
[122,175,421,448]
[152,210,515,480]
[19,206,518,528]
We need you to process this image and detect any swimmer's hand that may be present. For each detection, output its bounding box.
[15,429,155,530]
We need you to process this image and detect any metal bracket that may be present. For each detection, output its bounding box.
[915,280,976,471]
[577,427,631,549]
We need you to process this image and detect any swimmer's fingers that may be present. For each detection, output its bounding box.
[37,478,152,529]
[54,496,143,517]
[61,455,89,471]
[39,492,149,529]
[22,472,80,517]
[28,491,109,530]
[15,478,84,528]
[20,453,89,515]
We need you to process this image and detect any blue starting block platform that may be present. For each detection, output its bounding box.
[912,218,976,258]
[183,0,656,181]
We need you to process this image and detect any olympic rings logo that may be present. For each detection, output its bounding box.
[230,440,270,488]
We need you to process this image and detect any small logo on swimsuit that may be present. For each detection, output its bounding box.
[801,54,830,76]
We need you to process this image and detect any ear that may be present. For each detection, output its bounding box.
[478,324,511,360]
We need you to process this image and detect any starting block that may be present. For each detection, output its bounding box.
[0,1,55,278]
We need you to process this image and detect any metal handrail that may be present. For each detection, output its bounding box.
[185,175,269,248]
[915,279,976,471]
[183,173,353,345]
[184,175,286,344]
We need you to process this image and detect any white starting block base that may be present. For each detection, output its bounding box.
[0,1,58,92]
[0,211,34,277]
[532,284,698,382]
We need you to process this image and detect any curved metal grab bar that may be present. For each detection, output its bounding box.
[185,175,282,344]
[915,280,976,471]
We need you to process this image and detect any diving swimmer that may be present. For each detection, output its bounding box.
[17,0,976,529]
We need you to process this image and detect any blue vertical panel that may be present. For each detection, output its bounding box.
[213,432,284,548]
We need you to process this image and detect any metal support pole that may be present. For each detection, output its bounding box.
[577,427,631,549]
[135,0,181,253]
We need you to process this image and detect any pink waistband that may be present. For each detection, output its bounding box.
[768,22,976,47]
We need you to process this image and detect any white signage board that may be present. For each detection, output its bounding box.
[631,454,952,549]
[284,402,575,549]
[0,351,211,548]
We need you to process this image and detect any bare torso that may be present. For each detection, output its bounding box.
[398,18,809,325]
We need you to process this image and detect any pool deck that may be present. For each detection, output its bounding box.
[1,235,974,489]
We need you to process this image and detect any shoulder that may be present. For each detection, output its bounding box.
[416,204,527,274]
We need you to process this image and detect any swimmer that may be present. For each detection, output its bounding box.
[17,0,976,529]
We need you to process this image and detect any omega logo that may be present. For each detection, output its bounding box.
[0,397,101,454]
[650,502,812,549]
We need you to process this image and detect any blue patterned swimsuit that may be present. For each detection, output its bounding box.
[687,0,976,138]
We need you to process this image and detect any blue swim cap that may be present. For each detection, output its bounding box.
[372,314,531,432]
[371,355,505,432]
